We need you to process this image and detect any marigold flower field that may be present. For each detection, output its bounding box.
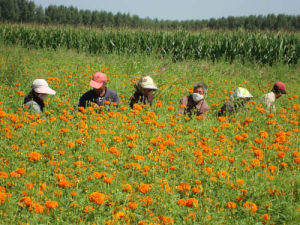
[0,44,299,224]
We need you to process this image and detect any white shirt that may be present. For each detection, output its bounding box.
[261,92,276,113]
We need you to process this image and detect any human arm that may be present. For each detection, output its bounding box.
[178,96,188,115]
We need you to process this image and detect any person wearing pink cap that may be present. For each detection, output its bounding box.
[24,79,56,114]
[78,72,119,109]
[261,81,287,113]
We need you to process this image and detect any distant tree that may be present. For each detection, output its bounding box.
[0,0,18,21]
[34,5,44,23]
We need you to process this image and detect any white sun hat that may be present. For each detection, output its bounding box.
[32,79,56,95]
[230,87,253,101]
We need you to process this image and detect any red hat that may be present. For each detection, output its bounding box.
[273,82,286,94]
[90,72,107,89]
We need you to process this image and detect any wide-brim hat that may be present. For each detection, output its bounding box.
[230,87,253,101]
[138,76,158,90]
[32,79,56,95]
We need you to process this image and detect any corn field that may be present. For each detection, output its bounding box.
[0,24,299,65]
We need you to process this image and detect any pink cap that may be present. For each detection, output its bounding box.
[89,72,107,89]
[274,82,286,94]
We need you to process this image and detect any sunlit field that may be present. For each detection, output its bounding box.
[0,44,299,224]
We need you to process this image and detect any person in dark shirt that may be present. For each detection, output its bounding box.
[218,87,253,117]
[129,76,158,108]
[78,72,119,109]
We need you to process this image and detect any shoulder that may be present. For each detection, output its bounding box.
[261,92,275,101]
[80,90,94,98]
[24,100,41,113]
[107,88,118,96]
[202,100,210,109]
[180,95,189,103]
[25,100,38,107]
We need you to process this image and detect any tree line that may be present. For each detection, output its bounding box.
[0,0,299,31]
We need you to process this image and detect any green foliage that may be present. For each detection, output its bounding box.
[0,24,299,65]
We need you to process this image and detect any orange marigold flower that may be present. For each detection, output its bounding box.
[58,180,72,188]
[178,182,190,191]
[45,200,58,209]
[168,106,175,111]
[19,196,32,207]
[192,186,200,194]
[137,183,150,194]
[89,192,105,205]
[0,172,8,179]
[93,172,106,179]
[177,199,186,206]
[34,204,44,214]
[109,147,120,156]
[128,202,137,210]
[128,142,136,148]
[277,152,285,158]
[268,165,278,174]
[26,183,33,190]
[0,192,7,204]
[28,152,41,162]
[260,213,271,221]
[141,196,153,206]
[67,142,75,148]
[186,198,198,208]
[243,201,257,214]
[234,135,244,141]
[236,179,245,186]
[114,211,126,220]
[83,205,95,213]
[122,184,132,193]
[103,177,114,184]
[225,202,237,209]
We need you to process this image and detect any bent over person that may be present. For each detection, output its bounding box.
[261,81,287,113]
[79,72,119,109]
[218,87,253,117]
[129,76,158,108]
[179,82,209,118]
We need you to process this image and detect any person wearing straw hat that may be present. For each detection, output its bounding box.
[261,81,287,113]
[24,79,56,114]
[129,76,158,108]
[218,87,253,117]
[179,82,210,118]
[78,72,119,109]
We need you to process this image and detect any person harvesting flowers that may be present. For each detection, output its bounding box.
[24,79,56,114]
[261,81,287,113]
[179,82,209,118]
[129,76,158,108]
[218,87,253,117]
[79,72,119,109]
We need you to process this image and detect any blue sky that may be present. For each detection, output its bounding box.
[32,0,300,20]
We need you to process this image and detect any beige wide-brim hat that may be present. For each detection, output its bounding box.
[32,79,56,95]
[137,76,158,90]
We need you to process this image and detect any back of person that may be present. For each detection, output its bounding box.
[218,87,253,117]
[260,82,287,113]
